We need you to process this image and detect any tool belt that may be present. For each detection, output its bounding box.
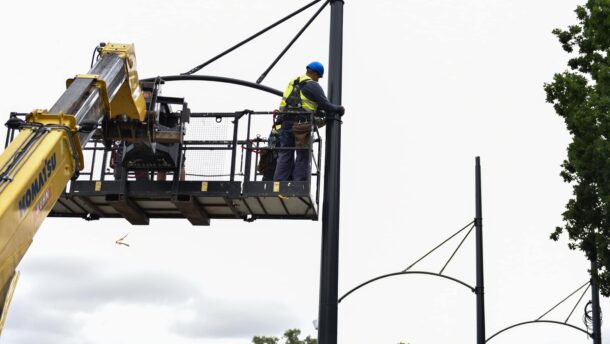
[292,122,312,147]
[277,112,308,123]
[277,111,325,130]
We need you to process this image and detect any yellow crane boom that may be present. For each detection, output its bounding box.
[0,43,146,333]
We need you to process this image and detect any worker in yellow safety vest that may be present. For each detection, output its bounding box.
[273,61,345,181]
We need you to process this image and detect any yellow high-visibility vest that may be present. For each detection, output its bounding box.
[279,75,317,111]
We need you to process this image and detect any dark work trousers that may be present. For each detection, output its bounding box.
[273,118,310,181]
[261,150,278,181]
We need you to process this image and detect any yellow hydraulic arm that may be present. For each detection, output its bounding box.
[0,43,146,333]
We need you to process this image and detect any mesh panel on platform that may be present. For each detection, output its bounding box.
[184,117,231,181]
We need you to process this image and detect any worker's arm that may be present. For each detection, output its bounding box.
[301,82,342,113]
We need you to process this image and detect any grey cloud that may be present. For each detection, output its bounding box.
[171,298,297,339]
[4,331,76,344]
[20,256,98,280]
[23,255,299,340]
[6,300,74,333]
[34,271,198,310]
[3,300,89,344]
[4,255,202,343]
[18,256,198,311]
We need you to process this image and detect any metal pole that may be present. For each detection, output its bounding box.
[318,1,343,343]
[591,257,602,344]
[475,157,486,344]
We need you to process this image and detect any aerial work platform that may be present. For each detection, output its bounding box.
[4,105,322,225]
[50,180,317,225]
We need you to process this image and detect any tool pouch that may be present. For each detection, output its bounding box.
[292,122,312,147]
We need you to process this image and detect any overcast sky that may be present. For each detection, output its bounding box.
[0,0,607,343]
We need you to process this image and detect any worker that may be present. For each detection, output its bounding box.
[273,61,345,181]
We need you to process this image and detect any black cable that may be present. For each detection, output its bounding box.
[256,0,331,84]
[182,0,322,75]
[141,75,283,97]
[0,125,46,186]
[90,43,106,68]
[565,284,590,323]
[583,300,603,335]
[537,281,590,320]
[584,301,594,334]
[403,220,475,272]
[90,46,98,68]
[439,224,475,274]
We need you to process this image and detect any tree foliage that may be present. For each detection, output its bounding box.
[252,328,410,344]
[544,0,610,295]
[252,329,317,344]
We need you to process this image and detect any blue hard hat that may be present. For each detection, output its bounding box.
[306,61,324,77]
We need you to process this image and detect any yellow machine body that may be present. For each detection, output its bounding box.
[0,123,80,333]
[101,43,147,121]
[0,42,145,334]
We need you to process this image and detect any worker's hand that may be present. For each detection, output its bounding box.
[337,106,345,116]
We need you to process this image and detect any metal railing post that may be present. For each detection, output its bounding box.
[244,112,252,182]
[229,115,240,182]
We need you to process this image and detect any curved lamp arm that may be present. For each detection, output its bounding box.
[485,320,591,342]
[338,271,475,303]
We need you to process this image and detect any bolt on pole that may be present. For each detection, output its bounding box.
[318,1,344,343]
